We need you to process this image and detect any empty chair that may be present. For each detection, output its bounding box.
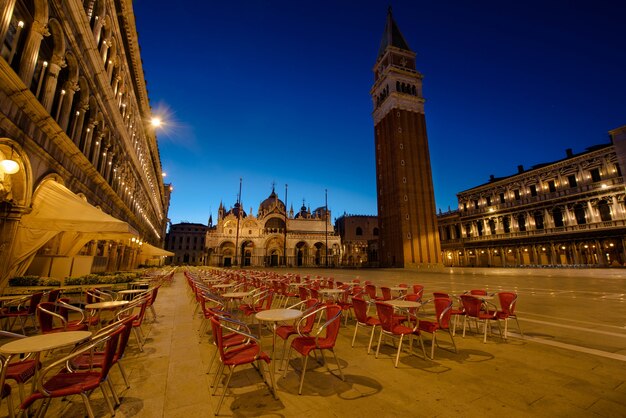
[37,301,89,334]
[283,304,345,394]
[375,302,426,367]
[146,286,161,321]
[365,284,383,302]
[460,294,502,343]
[276,299,319,370]
[0,331,37,407]
[1,292,43,334]
[210,315,274,415]
[496,292,523,338]
[418,297,458,359]
[412,285,425,300]
[351,297,380,354]
[469,289,488,296]
[19,324,125,418]
[380,287,392,301]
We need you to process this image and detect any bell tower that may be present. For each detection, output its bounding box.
[371,8,442,268]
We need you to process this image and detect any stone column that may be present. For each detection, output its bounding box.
[81,120,96,155]
[19,19,49,88]
[71,101,88,146]
[40,55,64,112]
[57,80,78,131]
[0,0,17,45]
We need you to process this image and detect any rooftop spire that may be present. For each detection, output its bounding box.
[377,6,411,58]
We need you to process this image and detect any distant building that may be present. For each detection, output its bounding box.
[371,9,441,268]
[438,126,626,267]
[165,223,209,265]
[335,214,379,266]
[205,188,341,267]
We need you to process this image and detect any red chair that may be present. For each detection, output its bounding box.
[0,359,14,418]
[298,286,309,302]
[68,315,137,404]
[276,299,319,370]
[283,304,345,394]
[210,315,274,415]
[351,297,380,354]
[469,289,488,296]
[412,285,425,300]
[19,323,124,418]
[375,302,426,367]
[460,294,502,343]
[365,284,383,302]
[117,295,150,351]
[496,292,523,339]
[432,292,464,334]
[1,292,43,334]
[380,287,392,301]
[37,302,89,334]
[0,331,37,408]
[238,290,274,317]
[418,297,458,359]
[146,285,161,321]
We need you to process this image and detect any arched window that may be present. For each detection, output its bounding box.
[488,219,496,235]
[373,227,379,236]
[502,216,510,233]
[598,200,612,222]
[574,204,586,225]
[534,211,544,230]
[356,227,363,236]
[552,207,564,227]
[517,214,526,232]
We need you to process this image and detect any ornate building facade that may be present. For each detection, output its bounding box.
[0,0,170,286]
[371,9,441,268]
[335,214,379,267]
[438,126,626,267]
[205,189,341,267]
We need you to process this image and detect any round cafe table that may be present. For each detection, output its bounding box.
[85,300,129,327]
[0,330,92,394]
[255,308,303,398]
[222,291,253,311]
[117,289,147,300]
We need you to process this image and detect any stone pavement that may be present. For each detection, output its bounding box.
[1,267,625,417]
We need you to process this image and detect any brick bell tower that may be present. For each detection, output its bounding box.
[371,8,442,268]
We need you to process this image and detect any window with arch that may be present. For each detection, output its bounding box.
[356,227,363,236]
[517,214,526,231]
[373,227,379,236]
[552,207,564,227]
[534,211,544,230]
[574,204,586,225]
[598,200,612,222]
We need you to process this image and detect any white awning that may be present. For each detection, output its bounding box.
[139,242,174,257]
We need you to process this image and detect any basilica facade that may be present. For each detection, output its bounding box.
[205,189,341,267]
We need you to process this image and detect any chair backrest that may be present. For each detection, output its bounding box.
[380,287,392,301]
[404,293,421,316]
[37,302,63,333]
[47,289,61,303]
[299,299,320,334]
[460,294,483,318]
[365,284,377,300]
[114,314,137,362]
[298,286,309,301]
[433,297,453,329]
[309,288,320,300]
[412,285,425,299]
[27,293,44,314]
[351,297,369,323]
[433,291,449,298]
[375,302,396,332]
[470,289,487,296]
[148,286,160,307]
[497,292,518,315]
[318,304,342,345]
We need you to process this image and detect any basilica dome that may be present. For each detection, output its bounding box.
[258,189,285,215]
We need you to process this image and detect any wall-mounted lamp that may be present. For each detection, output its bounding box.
[0,146,20,174]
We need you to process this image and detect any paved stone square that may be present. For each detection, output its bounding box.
[1,267,625,417]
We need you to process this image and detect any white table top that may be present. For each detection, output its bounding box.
[386,300,421,309]
[466,294,494,300]
[255,308,303,323]
[0,331,92,354]
[85,300,129,310]
[222,292,251,298]
[318,288,344,294]
[389,286,408,291]
[212,284,234,289]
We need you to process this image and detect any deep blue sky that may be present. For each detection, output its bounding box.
[134,0,626,226]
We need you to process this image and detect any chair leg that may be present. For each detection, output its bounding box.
[132,327,144,351]
[100,383,116,416]
[395,335,404,367]
[211,362,225,393]
[282,346,293,379]
[5,390,14,418]
[351,323,360,347]
[430,331,436,359]
[514,316,524,338]
[80,392,96,418]
[107,378,121,406]
[215,366,235,415]
[298,355,309,395]
[462,316,467,338]
[117,362,130,388]
[330,349,345,381]
[367,326,377,354]
[375,329,384,359]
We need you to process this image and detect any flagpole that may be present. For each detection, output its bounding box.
[284,183,288,266]
[325,188,328,268]
[234,178,242,266]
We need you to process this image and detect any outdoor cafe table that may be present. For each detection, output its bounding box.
[222,291,253,311]
[255,308,303,398]
[386,299,421,323]
[0,331,92,393]
[117,289,147,300]
[317,288,345,302]
[85,300,129,326]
